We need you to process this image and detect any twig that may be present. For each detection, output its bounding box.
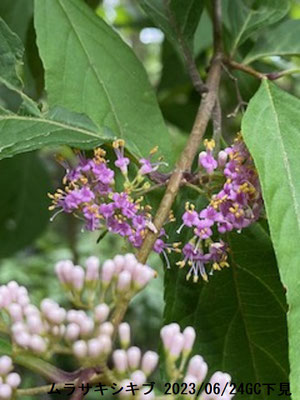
[222,63,247,118]
[137,0,223,264]
[212,98,222,152]
[163,0,207,94]
[223,57,265,80]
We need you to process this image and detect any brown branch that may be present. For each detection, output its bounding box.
[137,0,223,264]
[223,57,265,80]
[163,0,207,94]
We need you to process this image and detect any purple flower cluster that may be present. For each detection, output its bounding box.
[178,136,262,282]
[50,141,173,256]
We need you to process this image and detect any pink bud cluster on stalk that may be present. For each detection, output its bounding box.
[0,356,21,400]
[161,323,234,400]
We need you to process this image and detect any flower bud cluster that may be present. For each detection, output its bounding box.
[161,323,233,400]
[112,322,158,399]
[0,356,21,399]
[49,141,170,254]
[0,254,155,363]
[177,135,262,282]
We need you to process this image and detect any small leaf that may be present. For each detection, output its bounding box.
[163,190,289,398]
[228,0,289,55]
[0,153,51,258]
[0,107,112,160]
[244,20,300,64]
[34,0,172,161]
[242,80,300,398]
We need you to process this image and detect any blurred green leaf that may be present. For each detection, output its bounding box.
[0,153,51,258]
[244,20,300,64]
[242,80,300,399]
[228,0,290,55]
[139,0,204,54]
[34,0,172,161]
[163,190,288,399]
[0,107,114,160]
[0,0,33,43]
[0,17,24,90]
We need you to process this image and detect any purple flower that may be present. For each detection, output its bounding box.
[113,139,130,175]
[199,151,218,175]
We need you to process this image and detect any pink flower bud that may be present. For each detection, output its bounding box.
[127,346,141,370]
[17,295,30,307]
[47,307,66,325]
[141,351,158,376]
[187,355,208,383]
[118,323,130,348]
[65,323,80,341]
[73,340,88,358]
[55,260,74,284]
[119,380,131,397]
[117,271,131,292]
[160,323,180,350]
[6,372,21,388]
[218,150,228,167]
[123,254,138,274]
[94,303,110,323]
[26,315,44,335]
[0,357,12,375]
[72,266,85,291]
[169,333,184,359]
[183,326,196,353]
[79,318,94,336]
[113,349,128,372]
[7,304,23,322]
[131,370,146,386]
[113,255,125,273]
[101,260,115,284]
[14,332,30,348]
[85,256,100,281]
[23,305,39,317]
[99,322,113,337]
[183,374,197,385]
[0,383,12,399]
[133,266,155,289]
[40,299,56,315]
[29,335,47,353]
[97,335,112,354]
[88,338,103,358]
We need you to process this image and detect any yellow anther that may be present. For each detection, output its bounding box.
[150,146,158,155]
[204,139,215,151]
[113,139,125,149]
[176,261,186,269]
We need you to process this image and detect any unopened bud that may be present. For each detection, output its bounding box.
[160,323,180,350]
[88,338,103,358]
[94,303,110,323]
[119,323,130,348]
[0,384,12,399]
[117,271,131,292]
[0,357,12,375]
[73,340,88,358]
[85,256,100,281]
[169,333,184,359]
[141,351,158,376]
[127,346,141,370]
[133,266,155,289]
[97,335,112,354]
[101,260,115,285]
[65,323,81,341]
[187,355,208,383]
[29,335,47,353]
[55,260,73,284]
[183,326,196,353]
[72,266,85,291]
[99,322,113,337]
[218,150,228,167]
[7,304,23,322]
[6,372,21,388]
[113,349,128,373]
[113,255,125,273]
[131,370,146,386]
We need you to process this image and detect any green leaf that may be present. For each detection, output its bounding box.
[0,17,24,90]
[164,191,289,398]
[244,20,300,64]
[0,107,113,160]
[228,0,290,55]
[0,153,51,258]
[0,0,33,42]
[34,0,172,161]
[139,0,203,54]
[242,79,300,399]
